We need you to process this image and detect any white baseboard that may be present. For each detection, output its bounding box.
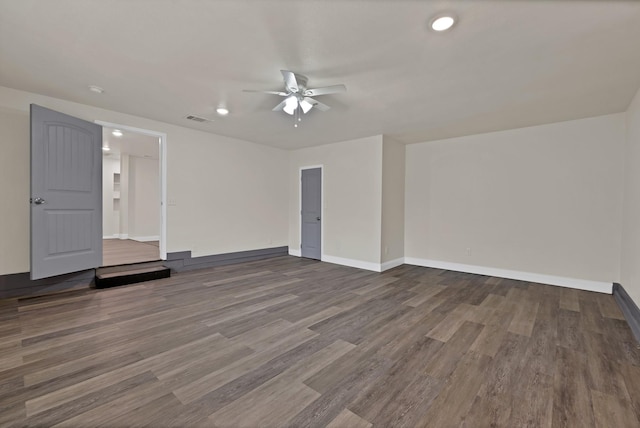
[286,252,608,294]
[117,234,129,240]
[404,257,612,294]
[321,255,382,272]
[289,252,402,273]
[130,235,160,242]
[102,235,119,240]
[289,248,301,257]
[381,257,405,272]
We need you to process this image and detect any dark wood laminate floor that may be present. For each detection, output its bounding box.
[103,239,160,266]
[1,256,639,427]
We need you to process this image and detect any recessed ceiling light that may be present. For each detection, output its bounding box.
[89,85,104,94]
[430,14,456,32]
[112,130,123,137]
[216,107,229,116]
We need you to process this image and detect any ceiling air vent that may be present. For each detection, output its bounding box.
[184,114,214,123]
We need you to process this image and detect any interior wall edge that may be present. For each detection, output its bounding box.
[287,253,402,273]
[0,270,95,300]
[289,248,301,257]
[404,257,612,294]
[319,255,403,273]
[380,257,405,272]
[613,283,640,343]
[165,246,288,272]
[0,246,290,300]
[321,254,383,272]
[130,236,160,242]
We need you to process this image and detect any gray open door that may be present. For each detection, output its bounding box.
[301,168,321,260]
[30,105,102,280]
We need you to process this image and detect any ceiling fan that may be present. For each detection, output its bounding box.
[244,70,346,127]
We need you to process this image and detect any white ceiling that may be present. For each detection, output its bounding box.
[1,0,640,150]
[102,127,159,160]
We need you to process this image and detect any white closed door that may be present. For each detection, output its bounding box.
[30,104,103,279]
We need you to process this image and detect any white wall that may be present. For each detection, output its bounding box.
[102,155,121,238]
[381,136,405,264]
[289,135,383,267]
[621,87,640,306]
[0,85,289,275]
[119,154,130,240]
[4,82,636,299]
[0,106,29,274]
[129,156,160,241]
[405,114,626,287]
[169,130,288,257]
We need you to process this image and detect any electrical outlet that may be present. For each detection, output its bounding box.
[466,247,471,256]
[384,246,388,255]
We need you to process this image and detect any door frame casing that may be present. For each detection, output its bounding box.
[299,165,324,260]
[95,120,167,261]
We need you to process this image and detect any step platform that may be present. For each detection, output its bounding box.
[95,261,170,289]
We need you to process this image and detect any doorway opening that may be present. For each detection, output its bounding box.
[98,122,167,267]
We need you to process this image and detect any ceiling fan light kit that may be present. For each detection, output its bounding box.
[244,70,346,127]
[283,95,298,115]
[300,99,313,114]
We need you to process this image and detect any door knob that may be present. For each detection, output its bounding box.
[316,216,321,221]
[31,197,46,205]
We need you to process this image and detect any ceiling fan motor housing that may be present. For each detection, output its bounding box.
[291,74,308,93]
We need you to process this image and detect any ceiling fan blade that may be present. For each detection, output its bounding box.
[243,89,288,96]
[272,99,287,111]
[304,97,330,112]
[304,84,346,97]
[281,70,299,93]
